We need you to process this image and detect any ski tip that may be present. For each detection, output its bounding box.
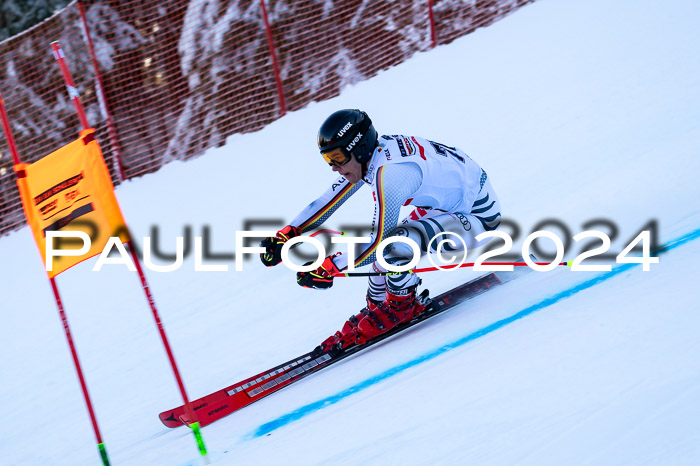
[159,410,188,428]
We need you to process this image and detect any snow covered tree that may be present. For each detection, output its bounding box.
[0,0,71,41]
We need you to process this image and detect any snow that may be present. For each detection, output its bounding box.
[2,0,700,464]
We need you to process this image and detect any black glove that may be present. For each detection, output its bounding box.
[260,225,302,267]
[297,254,341,289]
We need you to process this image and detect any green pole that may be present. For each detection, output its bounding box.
[189,422,209,458]
[97,443,110,465]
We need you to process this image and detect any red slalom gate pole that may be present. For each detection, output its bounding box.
[127,242,206,446]
[50,41,208,458]
[427,0,437,49]
[50,42,90,129]
[50,279,111,465]
[260,0,287,115]
[76,1,126,182]
[0,89,111,465]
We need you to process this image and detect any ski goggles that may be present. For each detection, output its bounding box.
[321,147,351,167]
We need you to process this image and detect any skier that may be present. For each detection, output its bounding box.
[260,109,501,352]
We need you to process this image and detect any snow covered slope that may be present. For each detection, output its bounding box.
[1,0,699,464]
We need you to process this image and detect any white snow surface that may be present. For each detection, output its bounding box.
[2,0,700,464]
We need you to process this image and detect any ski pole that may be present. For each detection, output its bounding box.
[289,229,345,249]
[334,261,569,277]
[311,229,344,237]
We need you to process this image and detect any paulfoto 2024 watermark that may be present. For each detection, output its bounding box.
[43,218,660,274]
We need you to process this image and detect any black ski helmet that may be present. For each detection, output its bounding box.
[317,109,378,165]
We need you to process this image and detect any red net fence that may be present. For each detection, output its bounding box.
[0,0,533,236]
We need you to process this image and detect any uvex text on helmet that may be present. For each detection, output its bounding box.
[317,109,378,164]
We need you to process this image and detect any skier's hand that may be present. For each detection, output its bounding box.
[297,254,341,289]
[260,225,301,267]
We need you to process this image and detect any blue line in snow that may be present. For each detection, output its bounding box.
[247,227,700,439]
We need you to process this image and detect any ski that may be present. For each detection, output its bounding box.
[159,267,529,428]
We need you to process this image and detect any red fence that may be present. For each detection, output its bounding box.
[0,0,533,236]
